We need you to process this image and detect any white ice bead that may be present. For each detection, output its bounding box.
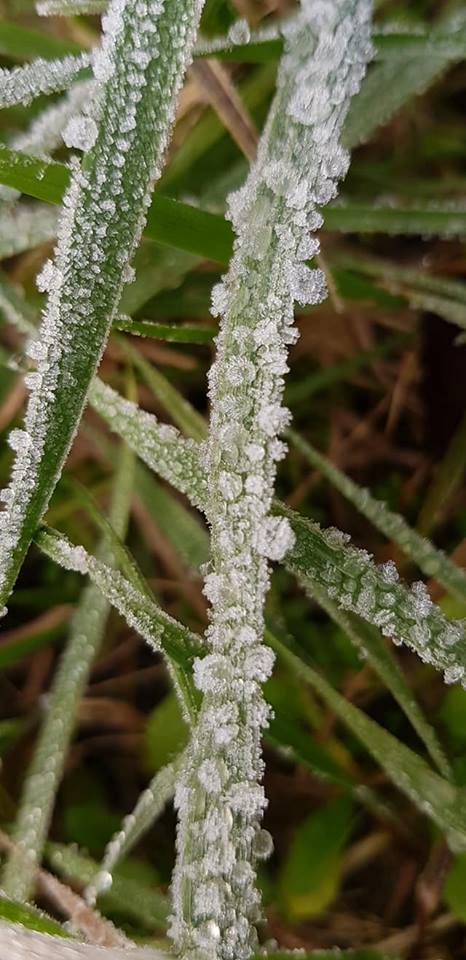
[243,645,275,682]
[193,654,235,694]
[289,263,327,306]
[62,114,97,151]
[218,471,242,501]
[257,403,291,437]
[254,516,295,561]
[228,18,251,45]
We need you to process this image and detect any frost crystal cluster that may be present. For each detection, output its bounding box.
[170,3,373,958]
[0,0,205,608]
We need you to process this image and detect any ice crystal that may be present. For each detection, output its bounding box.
[171,3,373,958]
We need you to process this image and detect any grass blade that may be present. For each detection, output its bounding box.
[0,53,90,108]
[289,430,466,605]
[2,442,134,901]
[35,525,201,722]
[0,0,206,609]
[268,630,466,852]
[302,578,451,778]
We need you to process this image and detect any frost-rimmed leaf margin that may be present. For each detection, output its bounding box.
[0,0,206,610]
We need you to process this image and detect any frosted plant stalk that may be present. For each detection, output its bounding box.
[0,204,57,259]
[0,54,90,109]
[0,0,206,609]
[170,3,373,959]
[2,444,133,902]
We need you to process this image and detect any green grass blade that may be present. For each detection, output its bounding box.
[0,0,206,609]
[85,757,181,906]
[2,442,134,901]
[0,20,82,60]
[114,315,216,343]
[35,525,201,721]
[2,146,466,265]
[268,630,466,852]
[289,430,466,605]
[324,201,466,238]
[302,578,451,778]
[344,14,466,147]
[0,898,72,939]
[89,380,207,509]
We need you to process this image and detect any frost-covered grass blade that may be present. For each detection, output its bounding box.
[0,0,206,610]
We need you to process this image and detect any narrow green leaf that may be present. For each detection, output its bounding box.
[279,797,353,920]
[2,442,134,901]
[289,430,466,606]
[114,315,216,343]
[0,897,72,939]
[268,630,466,852]
[46,843,169,930]
[0,20,82,60]
[35,525,201,722]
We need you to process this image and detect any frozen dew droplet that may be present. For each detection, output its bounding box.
[63,114,98,151]
[255,516,295,561]
[228,18,251,46]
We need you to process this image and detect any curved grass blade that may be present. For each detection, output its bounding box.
[289,430,466,605]
[85,756,181,906]
[36,525,201,722]
[0,0,206,610]
[114,315,216,344]
[269,629,466,853]
[0,53,90,108]
[2,442,134,901]
[302,578,451,778]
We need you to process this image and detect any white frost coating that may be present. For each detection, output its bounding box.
[171,3,373,959]
[0,204,57,260]
[0,53,90,109]
[0,0,206,607]
[13,82,93,159]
